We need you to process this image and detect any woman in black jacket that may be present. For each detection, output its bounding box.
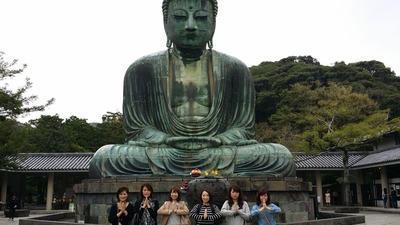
[134,183,159,225]
[108,187,134,225]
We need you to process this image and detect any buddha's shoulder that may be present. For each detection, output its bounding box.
[125,50,250,72]
[212,50,249,68]
[127,50,168,69]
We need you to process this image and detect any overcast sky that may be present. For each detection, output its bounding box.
[1,0,399,123]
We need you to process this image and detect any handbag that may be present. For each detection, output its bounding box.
[160,216,169,225]
[180,214,191,225]
[129,213,140,225]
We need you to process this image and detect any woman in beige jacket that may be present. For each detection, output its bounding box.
[158,186,190,225]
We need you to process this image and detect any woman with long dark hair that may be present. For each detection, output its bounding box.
[134,183,159,225]
[190,190,222,225]
[250,187,281,225]
[221,185,250,225]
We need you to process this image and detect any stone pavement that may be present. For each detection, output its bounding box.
[0,210,68,225]
[0,213,47,225]
[0,207,399,225]
[321,206,400,225]
[358,210,400,225]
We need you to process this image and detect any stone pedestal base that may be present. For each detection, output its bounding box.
[73,176,312,224]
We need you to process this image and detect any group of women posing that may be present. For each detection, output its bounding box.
[108,184,281,225]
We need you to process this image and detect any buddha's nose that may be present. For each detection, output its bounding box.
[185,16,198,31]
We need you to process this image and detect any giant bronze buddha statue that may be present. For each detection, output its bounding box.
[89,0,296,178]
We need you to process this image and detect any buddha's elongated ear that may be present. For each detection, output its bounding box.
[207,40,213,50]
[162,0,171,49]
[208,22,216,50]
[166,38,172,49]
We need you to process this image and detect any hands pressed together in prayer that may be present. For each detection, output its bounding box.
[259,199,271,212]
[168,204,178,214]
[233,202,239,215]
[117,203,128,217]
[142,197,151,208]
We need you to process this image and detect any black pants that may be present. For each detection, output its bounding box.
[391,198,398,208]
[9,208,16,219]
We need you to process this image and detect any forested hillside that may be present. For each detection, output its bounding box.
[252,56,400,152]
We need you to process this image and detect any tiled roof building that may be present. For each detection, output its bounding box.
[10,148,400,172]
[14,153,93,172]
[294,152,367,170]
[351,146,400,169]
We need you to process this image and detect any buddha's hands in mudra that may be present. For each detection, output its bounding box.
[128,135,258,149]
[126,128,258,149]
[165,136,222,150]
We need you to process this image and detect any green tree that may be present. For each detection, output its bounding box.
[270,83,400,205]
[0,51,54,119]
[25,115,104,153]
[28,115,70,153]
[96,111,125,145]
[324,111,400,205]
[0,119,22,169]
[0,51,54,168]
[251,56,400,121]
[63,116,99,152]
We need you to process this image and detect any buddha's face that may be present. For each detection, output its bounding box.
[165,0,215,49]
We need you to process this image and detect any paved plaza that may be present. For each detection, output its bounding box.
[358,210,400,225]
[0,207,399,225]
[0,212,46,224]
[321,207,400,225]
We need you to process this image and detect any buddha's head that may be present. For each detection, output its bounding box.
[162,0,218,50]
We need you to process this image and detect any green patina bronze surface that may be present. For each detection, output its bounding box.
[89,0,295,178]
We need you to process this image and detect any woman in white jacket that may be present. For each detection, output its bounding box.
[221,185,250,225]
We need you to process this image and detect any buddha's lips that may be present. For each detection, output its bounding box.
[186,33,197,38]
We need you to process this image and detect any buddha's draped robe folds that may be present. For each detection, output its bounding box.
[89,50,296,178]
